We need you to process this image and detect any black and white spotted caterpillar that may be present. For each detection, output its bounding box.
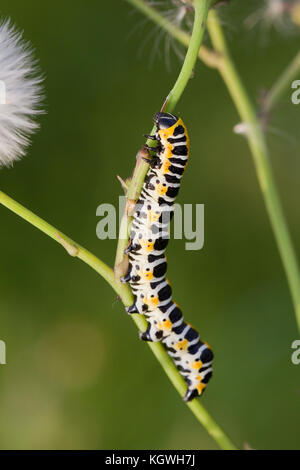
[121,112,213,401]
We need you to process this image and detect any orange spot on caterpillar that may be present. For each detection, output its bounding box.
[140,239,154,252]
[156,183,168,195]
[164,147,173,159]
[162,160,170,173]
[196,382,206,394]
[192,361,203,370]
[135,266,154,282]
[146,209,161,224]
[175,339,188,351]
[147,296,159,308]
[158,319,172,331]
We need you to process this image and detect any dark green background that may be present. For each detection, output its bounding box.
[0,0,299,449]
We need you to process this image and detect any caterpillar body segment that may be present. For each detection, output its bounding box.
[124,112,213,401]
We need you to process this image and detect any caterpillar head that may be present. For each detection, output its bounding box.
[154,112,178,130]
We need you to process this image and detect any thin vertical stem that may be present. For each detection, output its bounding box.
[0,0,238,450]
[207,10,300,333]
[116,0,213,271]
[164,0,211,111]
[126,0,300,333]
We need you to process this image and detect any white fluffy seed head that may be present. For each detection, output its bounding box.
[0,19,44,168]
[245,0,300,34]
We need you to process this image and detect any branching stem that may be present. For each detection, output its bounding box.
[126,0,300,333]
[207,10,300,333]
[0,0,238,450]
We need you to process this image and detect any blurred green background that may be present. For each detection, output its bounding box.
[0,0,299,450]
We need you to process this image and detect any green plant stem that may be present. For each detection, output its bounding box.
[0,190,129,300]
[0,1,238,450]
[118,0,238,450]
[207,10,300,333]
[127,0,300,332]
[114,148,150,279]
[164,0,211,111]
[126,0,220,67]
[117,0,213,273]
[263,50,300,116]
[0,188,237,450]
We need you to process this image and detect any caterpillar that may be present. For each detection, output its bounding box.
[121,112,213,401]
